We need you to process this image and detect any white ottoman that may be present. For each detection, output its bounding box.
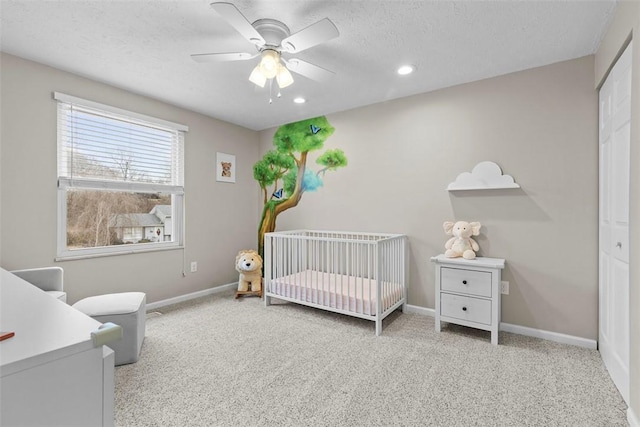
[73,292,146,366]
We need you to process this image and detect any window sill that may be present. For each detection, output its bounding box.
[55,244,184,262]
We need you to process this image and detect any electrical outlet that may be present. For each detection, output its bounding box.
[501,281,509,295]
[190,261,198,273]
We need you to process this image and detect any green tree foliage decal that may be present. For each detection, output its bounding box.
[254,116,347,256]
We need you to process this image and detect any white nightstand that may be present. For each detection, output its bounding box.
[431,254,505,345]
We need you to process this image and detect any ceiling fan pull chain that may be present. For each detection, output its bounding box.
[269,78,273,104]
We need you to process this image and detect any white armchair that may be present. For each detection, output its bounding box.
[11,267,66,303]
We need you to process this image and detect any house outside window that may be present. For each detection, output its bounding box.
[111,205,172,244]
[55,93,187,260]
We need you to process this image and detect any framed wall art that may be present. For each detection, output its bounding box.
[216,152,236,183]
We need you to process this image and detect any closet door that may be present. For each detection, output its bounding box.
[599,41,632,405]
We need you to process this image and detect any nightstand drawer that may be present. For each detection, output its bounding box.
[440,293,491,325]
[441,267,491,298]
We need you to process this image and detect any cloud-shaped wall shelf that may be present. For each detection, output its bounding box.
[448,161,520,191]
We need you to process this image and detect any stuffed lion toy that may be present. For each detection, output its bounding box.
[236,249,263,292]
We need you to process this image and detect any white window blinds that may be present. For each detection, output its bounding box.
[55,92,186,192]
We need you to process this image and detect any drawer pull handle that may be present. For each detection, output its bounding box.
[462,306,467,311]
[462,280,467,285]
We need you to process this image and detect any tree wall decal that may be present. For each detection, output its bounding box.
[253,116,347,256]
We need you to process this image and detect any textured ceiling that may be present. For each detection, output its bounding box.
[1,0,616,131]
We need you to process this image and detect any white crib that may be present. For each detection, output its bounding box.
[264,230,408,336]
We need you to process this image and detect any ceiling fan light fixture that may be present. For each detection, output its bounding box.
[249,65,267,87]
[276,64,294,88]
[259,49,280,79]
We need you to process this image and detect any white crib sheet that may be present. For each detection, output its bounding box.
[269,270,402,316]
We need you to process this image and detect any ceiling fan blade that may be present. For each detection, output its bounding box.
[280,18,339,53]
[191,52,258,63]
[210,2,265,46]
[283,58,335,82]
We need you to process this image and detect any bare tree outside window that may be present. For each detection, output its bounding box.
[65,146,171,249]
[66,190,171,248]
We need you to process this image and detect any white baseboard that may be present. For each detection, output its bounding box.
[406,304,596,349]
[499,322,596,349]
[629,407,640,427]
[151,295,597,349]
[405,304,435,317]
[146,282,237,311]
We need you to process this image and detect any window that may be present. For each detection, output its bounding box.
[55,92,187,259]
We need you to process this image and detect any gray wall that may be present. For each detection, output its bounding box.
[595,0,640,420]
[0,53,261,304]
[259,56,598,340]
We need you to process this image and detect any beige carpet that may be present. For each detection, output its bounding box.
[115,290,628,426]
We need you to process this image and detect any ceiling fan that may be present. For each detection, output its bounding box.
[192,2,339,91]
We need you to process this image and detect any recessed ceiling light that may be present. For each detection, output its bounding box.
[293,97,306,104]
[397,65,415,75]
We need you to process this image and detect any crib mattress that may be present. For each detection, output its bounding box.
[268,270,402,316]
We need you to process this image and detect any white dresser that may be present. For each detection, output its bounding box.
[431,255,505,345]
[0,268,115,426]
